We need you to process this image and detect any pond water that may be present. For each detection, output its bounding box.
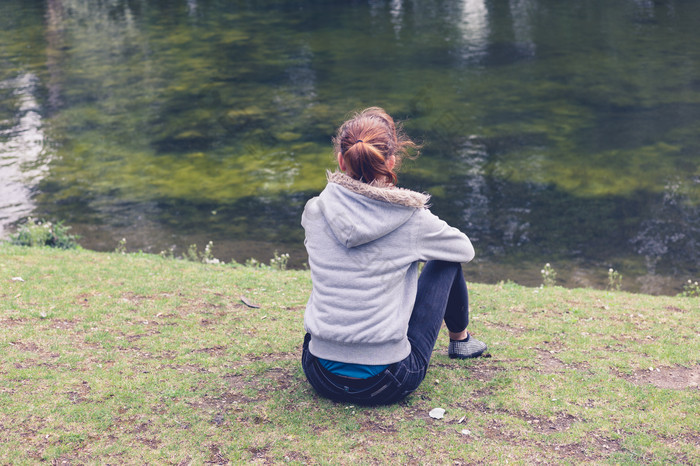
[1,0,698,295]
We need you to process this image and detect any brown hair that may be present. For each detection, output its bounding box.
[333,107,419,185]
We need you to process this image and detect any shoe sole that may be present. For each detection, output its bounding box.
[448,349,486,359]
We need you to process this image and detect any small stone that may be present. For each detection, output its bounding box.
[429,408,445,419]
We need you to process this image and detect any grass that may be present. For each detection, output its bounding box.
[0,244,698,464]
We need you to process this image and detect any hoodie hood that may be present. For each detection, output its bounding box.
[318,171,430,248]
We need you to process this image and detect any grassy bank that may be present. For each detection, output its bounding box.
[1,244,698,464]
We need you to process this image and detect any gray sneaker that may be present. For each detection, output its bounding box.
[448,334,487,359]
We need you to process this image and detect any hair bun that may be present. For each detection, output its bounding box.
[333,107,419,184]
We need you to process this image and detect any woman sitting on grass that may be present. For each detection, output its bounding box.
[301,107,487,405]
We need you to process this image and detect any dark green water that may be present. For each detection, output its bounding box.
[1,0,698,294]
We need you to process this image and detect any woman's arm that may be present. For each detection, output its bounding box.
[414,209,475,263]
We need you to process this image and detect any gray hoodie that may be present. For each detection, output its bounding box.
[302,171,475,365]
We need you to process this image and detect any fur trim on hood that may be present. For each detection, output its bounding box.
[326,170,430,209]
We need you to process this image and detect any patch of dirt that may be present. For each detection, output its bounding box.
[430,362,504,382]
[194,345,228,356]
[125,332,152,342]
[665,305,688,313]
[482,321,528,336]
[0,317,27,327]
[538,339,567,352]
[456,399,581,437]
[533,434,623,463]
[9,353,70,372]
[9,340,40,352]
[9,340,62,362]
[207,444,229,464]
[194,365,299,416]
[470,385,496,398]
[161,363,210,374]
[120,292,150,306]
[137,436,162,449]
[548,442,595,462]
[515,411,578,432]
[483,419,520,441]
[281,305,305,312]
[535,348,568,373]
[282,451,312,463]
[655,431,700,449]
[359,413,399,433]
[533,348,590,375]
[397,405,437,425]
[47,319,77,330]
[129,420,152,434]
[52,456,77,466]
[618,364,700,390]
[468,363,504,382]
[247,444,271,461]
[468,414,623,463]
[588,432,623,454]
[221,374,247,391]
[66,381,91,404]
[236,351,298,364]
[176,456,192,466]
[191,391,258,410]
[608,333,661,344]
[74,293,94,307]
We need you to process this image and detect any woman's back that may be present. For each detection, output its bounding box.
[301,107,486,405]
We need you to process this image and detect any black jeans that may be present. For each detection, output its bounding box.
[301,260,469,405]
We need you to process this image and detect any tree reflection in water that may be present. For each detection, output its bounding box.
[0,0,698,294]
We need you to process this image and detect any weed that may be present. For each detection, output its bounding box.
[202,241,219,264]
[607,268,623,291]
[242,252,290,270]
[541,262,557,287]
[269,251,290,271]
[185,244,200,262]
[678,279,700,298]
[159,245,176,259]
[115,237,127,254]
[184,241,221,264]
[9,218,79,249]
[245,257,262,268]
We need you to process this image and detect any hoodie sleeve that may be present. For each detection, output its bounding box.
[414,208,475,263]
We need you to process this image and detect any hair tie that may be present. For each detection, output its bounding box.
[355,139,364,144]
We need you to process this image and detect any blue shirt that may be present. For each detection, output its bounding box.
[318,358,389,378]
